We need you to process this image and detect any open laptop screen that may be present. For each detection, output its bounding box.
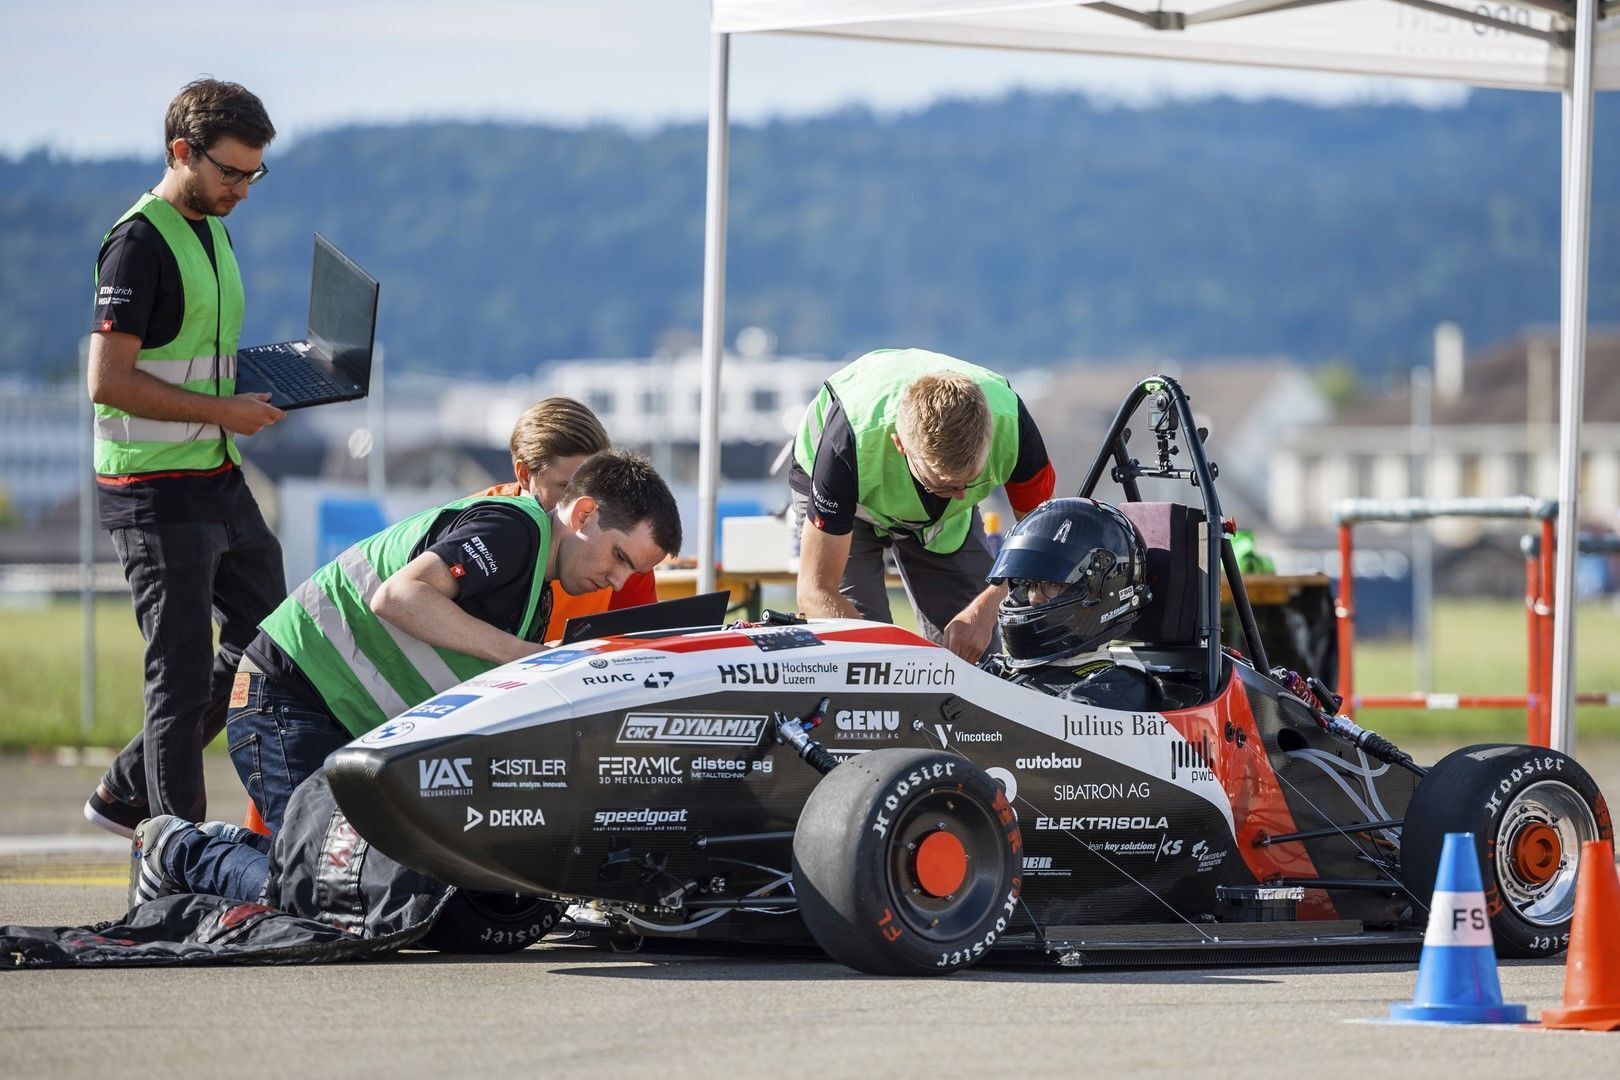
[560,591,732,645]
[307,233,379,383]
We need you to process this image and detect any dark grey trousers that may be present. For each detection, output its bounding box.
[104,507,286,821]
[793,492,997,647]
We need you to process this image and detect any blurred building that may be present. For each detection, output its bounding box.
[1269,332,1620,539]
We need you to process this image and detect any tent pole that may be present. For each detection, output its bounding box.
[1550,0,1598,756]
[697,33,731,595]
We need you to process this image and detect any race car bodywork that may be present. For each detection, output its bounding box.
[326,376,1611,973]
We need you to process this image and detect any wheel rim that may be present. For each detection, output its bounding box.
[1494,780,1599,927]
[884,786,1007,942]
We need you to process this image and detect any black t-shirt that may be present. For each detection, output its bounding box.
[91,207,254,528]
[247,502,553,708]
[789,390,1052,538]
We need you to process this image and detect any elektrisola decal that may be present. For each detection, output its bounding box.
[618,712,768,746]
[1033,814,1170,832]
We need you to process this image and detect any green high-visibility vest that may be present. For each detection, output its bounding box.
[260,496,554,737]
[794,348,1021,554]
[93,193,244,476]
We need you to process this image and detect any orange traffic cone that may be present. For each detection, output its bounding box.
[243,799,272,837]
[1541,839,1620,1031]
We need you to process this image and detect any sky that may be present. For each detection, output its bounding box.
[0,0,1469,160]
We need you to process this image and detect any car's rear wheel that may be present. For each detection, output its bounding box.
[1400,744,1612,958]
[792,748,1022,976]
[420,889,566,954]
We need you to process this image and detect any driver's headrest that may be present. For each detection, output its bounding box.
[1116,502,1205,647]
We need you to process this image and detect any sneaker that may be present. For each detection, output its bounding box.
[197,820,251,845]
[85,784,146,840]
[128,815,190,908]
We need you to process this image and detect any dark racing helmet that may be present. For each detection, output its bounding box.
[987,498,1151,669]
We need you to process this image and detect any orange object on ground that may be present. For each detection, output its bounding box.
[243,799,271,837]
[1541,840,1620,1031]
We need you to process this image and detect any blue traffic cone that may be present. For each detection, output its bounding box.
[1390,832,1527,1023]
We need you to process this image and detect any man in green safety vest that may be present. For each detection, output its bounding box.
[791,349,1056,662]
[84,80,288,838]
[218,448,681,832]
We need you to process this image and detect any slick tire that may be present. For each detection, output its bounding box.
[420,889,566,954]
[1400,743,1612,959]
[792,748,1022,976]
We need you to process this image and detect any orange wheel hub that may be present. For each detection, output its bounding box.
[913,830,969,898]
[1512,822,1562,885]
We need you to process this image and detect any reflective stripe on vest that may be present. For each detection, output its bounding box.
[794,348,1021,554]
[259,495,553,736]
[94,193,244,476]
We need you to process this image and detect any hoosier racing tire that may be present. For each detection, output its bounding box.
[792,748,1022,976]
[1400,744,1612,959]
[420,889,566,954]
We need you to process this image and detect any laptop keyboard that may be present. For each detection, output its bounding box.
[245,345,346,400]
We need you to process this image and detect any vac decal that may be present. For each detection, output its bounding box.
[618,711,768,746]
[418,757,473,796]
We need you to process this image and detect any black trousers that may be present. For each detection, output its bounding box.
[103,507,285,821]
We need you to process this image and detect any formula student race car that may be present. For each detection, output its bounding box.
[326,376,1613,975]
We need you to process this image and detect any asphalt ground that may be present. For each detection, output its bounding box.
[3,743,1619,1078]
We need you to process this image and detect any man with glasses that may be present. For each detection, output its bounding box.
[791,348,1055,662]
[84,79,287,836]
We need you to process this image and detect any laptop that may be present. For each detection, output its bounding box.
[236,234,380,410]
[560,591,733,645]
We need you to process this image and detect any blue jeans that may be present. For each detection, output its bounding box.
[226,669,352,833]
[161,825,273,902]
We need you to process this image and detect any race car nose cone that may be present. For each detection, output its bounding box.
[913,829,969,898]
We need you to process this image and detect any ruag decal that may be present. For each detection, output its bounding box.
[618,711,768,747]
[1033,814,1170,833]
[519,647,599,668]
[716,660,838,686]
[1190,839,1229,873]
[597,755,685,785]
[1021,855,1072,879]
[418,756,473,797]
[688,754,772,780]
[360,719,415,746]
[750,627,824,652]
[833,707,902,742]
[1052,780,1152,801]
[464,806,546,830]
[1170,735,1216,782]
[582,672,637,686]
[489,758,567,791]
[846,661,955,688]
[592,807,690,832]
[402,693,480,720]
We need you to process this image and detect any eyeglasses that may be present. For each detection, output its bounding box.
[192,143,269,186]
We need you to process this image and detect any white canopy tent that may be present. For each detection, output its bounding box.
[696,0,1613,753]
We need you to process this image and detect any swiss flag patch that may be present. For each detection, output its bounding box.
[449,564,466,578]
[99,320,114,332]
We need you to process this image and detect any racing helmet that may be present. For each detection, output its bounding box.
[987,497,1151,669]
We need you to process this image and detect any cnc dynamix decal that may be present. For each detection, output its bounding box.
[618,711,769,746]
